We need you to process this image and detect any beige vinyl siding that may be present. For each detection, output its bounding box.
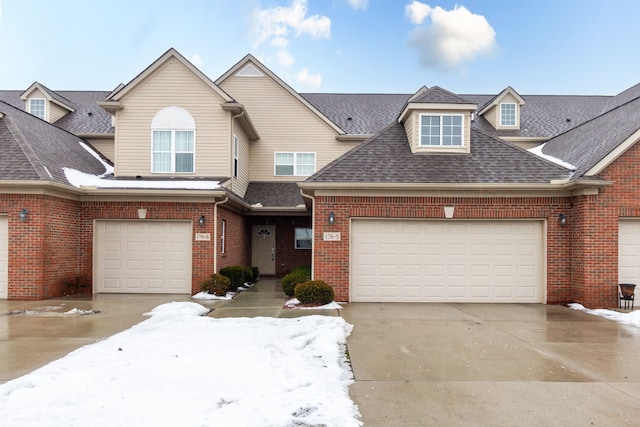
[86,138,115,163]
[229,123,251,197]
[49,103,69,123]
[484,106,497,128]
[219,72,345,182]
[114,57,230,177]
[403,116,414,152]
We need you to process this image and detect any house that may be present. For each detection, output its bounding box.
[1,48,639,307]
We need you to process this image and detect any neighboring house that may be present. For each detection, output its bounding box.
[0,48,638,307]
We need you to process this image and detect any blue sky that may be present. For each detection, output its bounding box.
[1,0,639,96]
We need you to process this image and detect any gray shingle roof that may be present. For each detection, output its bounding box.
[308,123,570,184]
[0,90,112,135]
[413,86,475,105]
[243,182,305,207]
[0,101,110,186]
[301,93,409,135]
[542,96,640,178]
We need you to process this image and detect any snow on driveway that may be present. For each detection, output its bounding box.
[0,302,361,426]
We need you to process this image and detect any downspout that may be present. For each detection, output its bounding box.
[300,188,315,280]
[213,196,229,273]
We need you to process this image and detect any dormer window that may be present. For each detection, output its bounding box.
[29,98,46,120]
[151,106,196,174]
[500,103,516,127]
[420,114,463,147]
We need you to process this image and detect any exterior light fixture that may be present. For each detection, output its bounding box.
[199,215,205,226]
[19,208,28,222]
[559,213,567,227]
[328,211,335,225]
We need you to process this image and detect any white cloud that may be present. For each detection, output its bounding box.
[253,0,330,47]
[406,3,496,71]
[405,0,431,24]
[295,68,322,89]
[188,54,203,68]
[348,0,369,10]
[252,0,329,86]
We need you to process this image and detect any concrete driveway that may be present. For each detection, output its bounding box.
[341,303,640,426]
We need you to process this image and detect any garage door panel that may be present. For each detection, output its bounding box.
[95,221,191,294]
[619,220,640,284]
[351,219,543,303]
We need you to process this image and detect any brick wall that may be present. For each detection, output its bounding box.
[313,195,573,303]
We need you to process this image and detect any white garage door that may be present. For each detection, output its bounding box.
[94,221,192,294]
[351,219,544,303]
[619,220,640,284]
[0,216,7,299]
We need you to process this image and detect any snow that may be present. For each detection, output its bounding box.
[66,141,220,189]
[569,303,640,327]
[528,143,576,170]
[284,298,343,310]
[0,302,361,427]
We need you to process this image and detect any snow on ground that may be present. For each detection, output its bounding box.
[0,302,361,427]
[284,298,343,310]
[569,303,640,327]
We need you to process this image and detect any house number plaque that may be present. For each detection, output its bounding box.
[323,232,341,241]
[195,233,211,241]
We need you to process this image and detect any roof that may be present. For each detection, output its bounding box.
[0,89,113,135]
[412,86,476,105]
[301,93,410,135]
[0,101,110,187]
[307,123,570,185]
[542,95,640,177]
[243,182,305,207]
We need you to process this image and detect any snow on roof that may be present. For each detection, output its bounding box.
[528,143,576,170]
[67,141,220,189]
[63,168,220,190]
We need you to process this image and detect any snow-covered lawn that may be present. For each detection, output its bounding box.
[0,302,361,427]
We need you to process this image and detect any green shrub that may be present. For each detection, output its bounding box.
[219,266,246,291]
[244,267,255,283]
[201,274,231,296]
[282,268,311,297]
[294,280,334,305]
[250,266,260,281]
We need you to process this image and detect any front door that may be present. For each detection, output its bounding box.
[252,225,276,275]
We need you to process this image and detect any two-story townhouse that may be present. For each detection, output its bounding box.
[1,48,639,308]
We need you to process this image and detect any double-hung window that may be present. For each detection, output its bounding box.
[500,103,516,126]
[151,107,196,173]
[29,98,46,120]
[419,114,463,147]
[274,152,316,176]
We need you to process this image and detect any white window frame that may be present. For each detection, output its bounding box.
[151,107,196,174]
[274,152,316,176]
[295,227,312,249]
[151,130,196,173]
[221,219,226,254]
[233,135,239,178]
[419,114,464,147]
[500,103,517,127]
[29,98,46,120]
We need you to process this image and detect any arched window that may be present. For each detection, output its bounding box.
[151,106,196,173]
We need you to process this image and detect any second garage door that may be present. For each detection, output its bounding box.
[351,219,544,303]
[94,221,192,294]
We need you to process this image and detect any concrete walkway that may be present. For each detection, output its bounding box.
[341,302,640,426]
[3,280,640,426]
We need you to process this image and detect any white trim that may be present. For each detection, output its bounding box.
[233,134,239,179]
[28,98,46,120]
[221,219,226,254]
[274,152,316,176]
[418,113,464,147]
[499,102,517,127]
[586,128,640,175]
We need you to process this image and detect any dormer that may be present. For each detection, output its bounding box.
[20,82,75,123]
[398,86,477,154]
[477,86,525,130]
